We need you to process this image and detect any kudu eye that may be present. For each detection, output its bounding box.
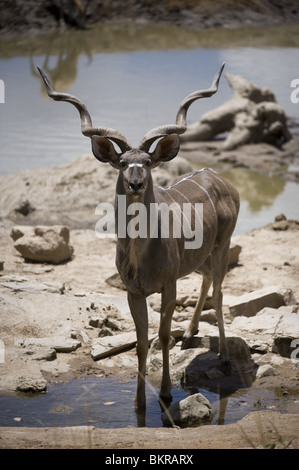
[119,160,127,168]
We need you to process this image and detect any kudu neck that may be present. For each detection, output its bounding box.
[115,171,156,243]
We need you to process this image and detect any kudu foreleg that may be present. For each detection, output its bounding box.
[159,283,176,402]
[127,292,149,411]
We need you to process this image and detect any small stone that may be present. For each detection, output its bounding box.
[161,393,214,428]
[275,213,287,222]
[14,198,35,216]
[98,327,114,337]
[256,364,276,378]
[16,377,47,393]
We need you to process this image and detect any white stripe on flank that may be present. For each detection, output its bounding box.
[165,187,203,232]
[188,179,217,216]
[211,173,234,217]
[163,190,184,228]
[160,168,214,191]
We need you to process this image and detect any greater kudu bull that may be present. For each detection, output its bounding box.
[38,63,240,417]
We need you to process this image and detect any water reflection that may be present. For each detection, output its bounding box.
[1,22,299,60]
[30,49,81,97]
[223,168,286,212]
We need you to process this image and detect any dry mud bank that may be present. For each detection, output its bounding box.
[0,151,298,449]
[1,0,299,38]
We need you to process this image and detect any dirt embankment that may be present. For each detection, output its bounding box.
[1,0,299,38]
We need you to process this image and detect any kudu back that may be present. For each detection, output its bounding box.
[38,63,240,417]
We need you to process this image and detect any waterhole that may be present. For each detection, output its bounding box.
[0,23,299,233]
[0,378,292,428]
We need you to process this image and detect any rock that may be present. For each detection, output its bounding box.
[228,243,242,266]
[150,335,176,352]
[11,225,73,264]
[90,332,137,361]
[231,307,299,358]
[0,278,65,294]
[200,309,217,324]
[228,286,294,318]
[0,260,4,271]
[181,73,291,150]
[256,364,276,378]
[247,341,269,354]
[273,337,290,357]
[275,213,287,222]
[16,376,47,393]
[105,272,126,290]
[23,337,81,353]
[89,316,103,328]
[98,327,114,337]
[181,333,251,362]
[71,329,90,344]
[205,367,225,379]
[202,334,251,362]
[14,197,35,216]
[22,346,57,361]
[161,393,214,428]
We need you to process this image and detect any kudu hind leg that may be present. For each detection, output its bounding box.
[182,264,212,344]
[211,243,231,374]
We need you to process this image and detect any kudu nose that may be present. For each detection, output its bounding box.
[129,181,144,192]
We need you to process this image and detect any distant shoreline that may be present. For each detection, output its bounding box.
[1,0,299,39]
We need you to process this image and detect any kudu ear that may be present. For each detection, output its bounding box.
[151,134,180,165]
[91,136,120,168]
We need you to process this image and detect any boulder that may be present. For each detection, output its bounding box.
[11,225,73,264]
[231,307,299,358]
[23,337,81,353]
[16,376,47,393]
[180,332,251,362]
[90,332,137,361]
[273,312,299,357]
[228,286,294,318]
[161,393,214,427]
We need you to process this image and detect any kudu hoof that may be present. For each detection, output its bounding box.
[181,329,199,350]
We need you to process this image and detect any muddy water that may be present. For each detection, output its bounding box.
[0,23,299,232]
[0,377,292,428]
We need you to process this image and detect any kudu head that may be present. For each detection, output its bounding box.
[37,64,224,197]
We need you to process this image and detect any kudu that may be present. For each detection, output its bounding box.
[38,64,240,415]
